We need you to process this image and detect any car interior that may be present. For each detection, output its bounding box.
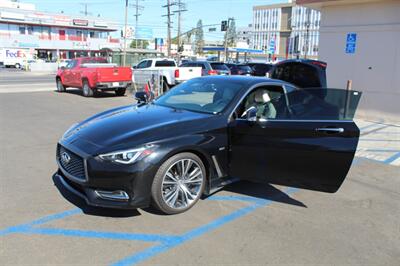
[234,85,288,120]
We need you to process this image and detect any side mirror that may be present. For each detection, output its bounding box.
[135,91,148,104]
[60,66,66,70]
[245,106,258,121]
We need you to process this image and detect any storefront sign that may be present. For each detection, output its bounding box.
[73,19,89,26]
[0,11,25,20]
[94,21,108,28]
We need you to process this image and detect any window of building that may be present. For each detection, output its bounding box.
[19,26,25,34]
[89,31,95,38]
[27,26,33,35]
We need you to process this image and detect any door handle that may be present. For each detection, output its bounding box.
[315,127,344,133]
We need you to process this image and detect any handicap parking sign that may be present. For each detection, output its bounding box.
[345,33,357,54]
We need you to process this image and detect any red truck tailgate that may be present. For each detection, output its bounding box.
[96,67,132,82]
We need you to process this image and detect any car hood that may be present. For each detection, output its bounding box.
[62,104,213,154]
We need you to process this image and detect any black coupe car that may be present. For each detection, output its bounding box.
[55,76,361,214]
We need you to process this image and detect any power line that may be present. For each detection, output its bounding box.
[162,0,176,57]
[130,0,144,48]
[173,0,187,63]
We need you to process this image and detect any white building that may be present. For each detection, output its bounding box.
[236,25,253,48]
[290,5,321,58]
[299,0,400,122]
[0,0,121,61]
[252,1,321,59]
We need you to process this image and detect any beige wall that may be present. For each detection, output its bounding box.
[318,0,400,122]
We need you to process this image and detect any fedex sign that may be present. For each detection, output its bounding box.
[5,49,27,58]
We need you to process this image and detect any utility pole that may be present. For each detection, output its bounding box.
[79,3,92,16]
[304,7,311,59]
[162,0,175,57]
[123,0,129,66]
[173,0,187,64]
[223,17,233,62]
[132,0,144,49]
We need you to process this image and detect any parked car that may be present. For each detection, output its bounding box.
[180,61,231,76]
[55,75,362,215]
[225,63,254,76]
[56,57,132,97]
[269,59,327,88]
[246,62,273,76]
[58,59,71,69]
[132,58,202,92]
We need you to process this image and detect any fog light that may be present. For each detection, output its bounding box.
[94,190,129,201]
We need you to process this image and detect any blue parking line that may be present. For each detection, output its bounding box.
[112,188,298,266]
[383,152,400,164]
[0,208,81,236]
[25,227,174,242]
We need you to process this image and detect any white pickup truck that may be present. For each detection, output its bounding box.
[132,58,202,92]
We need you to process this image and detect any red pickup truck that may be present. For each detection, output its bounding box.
[56,57,132,97]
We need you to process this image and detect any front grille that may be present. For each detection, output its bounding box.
[58,145,86,180]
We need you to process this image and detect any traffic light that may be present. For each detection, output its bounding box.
[221,20,228,32]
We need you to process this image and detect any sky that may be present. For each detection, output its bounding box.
[23,0,286,40]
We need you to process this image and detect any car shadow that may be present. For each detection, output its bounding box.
[52,173,141,218]
[207,180,307,208]
[54,89,128,98]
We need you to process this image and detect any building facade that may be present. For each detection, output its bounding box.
[252,0,320,59]
[0,0,121,61]
[236,25,253,48]
[298,0,400,122]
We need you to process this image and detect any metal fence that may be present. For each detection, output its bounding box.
[132,70,164,98]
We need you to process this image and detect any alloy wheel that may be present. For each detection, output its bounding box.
[161,159,204,210]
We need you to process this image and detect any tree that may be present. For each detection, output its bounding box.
[225,18,237,47]
[130,39,149,49]
[194,20,205,55]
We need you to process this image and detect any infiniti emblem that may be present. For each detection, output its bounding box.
[61,152,71,164]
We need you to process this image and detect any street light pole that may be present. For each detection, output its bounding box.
[123,0,128,66]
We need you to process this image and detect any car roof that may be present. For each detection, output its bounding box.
[190,75,296,88]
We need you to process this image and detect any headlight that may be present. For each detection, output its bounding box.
[99,145,156,164]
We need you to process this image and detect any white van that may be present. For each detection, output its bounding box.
[0,48,34,69]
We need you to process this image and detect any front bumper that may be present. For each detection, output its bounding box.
[56,143,157,209]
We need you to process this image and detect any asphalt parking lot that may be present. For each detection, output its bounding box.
[0,77,399,265]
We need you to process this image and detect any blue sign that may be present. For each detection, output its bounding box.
[268,39,276,54]
[345,33,357,54]
[135,27,153,39]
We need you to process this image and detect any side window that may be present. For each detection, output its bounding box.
[136,60,148,69]
[235,87,361,121]
[146,60,153,68]
[66,60,77,69]
[198,63,206,69]
[234,86,287,120]
[286,88,362,120]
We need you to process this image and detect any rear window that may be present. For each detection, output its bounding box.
[273,63,322,88]
[155,60,176,67]
[210,63,229,71]
[81,58,108,64]
[237,65,252,72]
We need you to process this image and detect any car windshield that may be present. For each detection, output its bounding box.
[154,78,244,114]
[238,65,252,72]
[210,63,229,71]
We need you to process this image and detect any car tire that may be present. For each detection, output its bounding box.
[162,77,169,94]
[151,152,206,215]
[82,80,93,97]
[56,78,66,92]
[115,88,126,96]
[15,63,21,69]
